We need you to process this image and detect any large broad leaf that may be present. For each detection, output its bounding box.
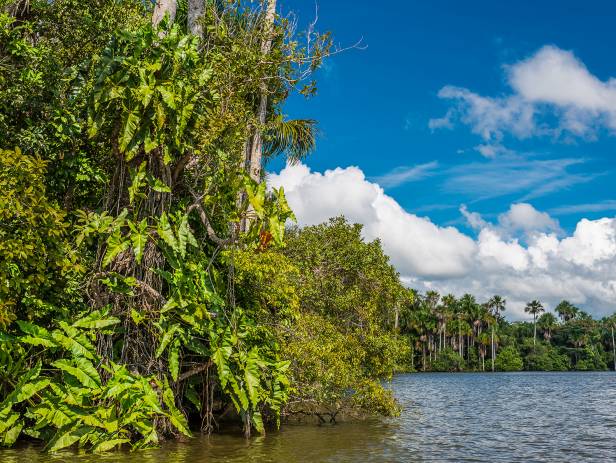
[155,324,180,358]
[15,321,56,347]
[168,342,180,382]
[119,110,140,154]
[13,379,50,404]
[92,438,130,453]
[72,308,120,329]
[52,359,101,389]
[2,420,23,446]
[177,215,198,258]
[52,330,96,360]
[128,218,149,264]
[46,426,86,452]
[157,212,178,253]
[244,350,262,408]
[103,229,130,268]
[162,380,190,437]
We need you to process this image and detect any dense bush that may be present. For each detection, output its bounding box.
[495,346,523,372]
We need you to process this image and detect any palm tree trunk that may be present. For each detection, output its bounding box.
[188,0,205,36]
[248,0,277,182]
[611,326,615,372]
[491,325,495,372]
[152,0,177,26]
[533,315,537,347]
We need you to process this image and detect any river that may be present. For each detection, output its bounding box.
[3,372,615,462]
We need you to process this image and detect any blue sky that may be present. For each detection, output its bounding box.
[269,0,616,317]
[275,0,616,234]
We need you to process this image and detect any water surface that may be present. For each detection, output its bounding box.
[3,372,615,462]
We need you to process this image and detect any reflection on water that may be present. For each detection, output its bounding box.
[3,372,616,462]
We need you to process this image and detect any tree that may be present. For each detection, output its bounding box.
[607,315,616,371]
[524,300,545,347]
[555,300,578,322]
[538,312,558,341]
[487,295,506,372]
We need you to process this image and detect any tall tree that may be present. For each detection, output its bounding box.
[248,0,277,181]
[525,300,545,347]
[555,300,578,322]
[487,295,506,372]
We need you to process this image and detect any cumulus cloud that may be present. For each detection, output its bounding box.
[270,162,616,319]
[269,163,476,278]
[430,45,616,145]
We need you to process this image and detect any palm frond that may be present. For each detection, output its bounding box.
[263,116,316,163]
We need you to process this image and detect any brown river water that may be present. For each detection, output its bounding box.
[2,372,616,462]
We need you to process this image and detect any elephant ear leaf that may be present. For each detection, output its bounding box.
[103,229,130,268]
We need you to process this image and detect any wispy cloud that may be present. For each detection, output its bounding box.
[549,200,616,216]
[445,157,598,202]
[371,161,439,188]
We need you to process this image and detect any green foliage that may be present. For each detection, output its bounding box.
[88,22,216,161]
[281,219,409,417]
[432,348,466,372]
[0,310,190,452]
[521,340,569,371]
[0,148,83,326]
[495,346,523,372]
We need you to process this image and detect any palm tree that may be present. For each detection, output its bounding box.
[555,300,578,323]
[487,295,506,372]
[538,312,558,341]
[525,300,545,347]
[599,314,616,371]
[478,331,492,372]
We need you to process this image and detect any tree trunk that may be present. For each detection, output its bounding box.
[612,325,616,371]
[394,304,399,331]
[152,0,177,26]
[533,316,537,347]
[248,0,277,182]
[188,0,205,37]
[491,325,495,372]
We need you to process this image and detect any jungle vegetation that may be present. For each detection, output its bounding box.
[400,293,616,374]
[1,0,615,456]
[0,0,409,452]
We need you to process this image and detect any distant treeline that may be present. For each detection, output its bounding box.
[398,293,616,372]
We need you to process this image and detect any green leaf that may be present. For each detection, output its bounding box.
[52,329,96,360]
[92,438,129,453]
[162,380,190,437]
[2,421,23,446]
[146,174,171,193]
[168,342,180,382]
[128,162,147,205]
[13,379,50,403]
[128,218,149,264]
[53,358,101,389]
[158,87,176,109]
[119,111,140,154]
[47,426,83,452]
[155,324,179,358]
[103,229,130,268]
[72,309,120,329]
[157,212,178,252]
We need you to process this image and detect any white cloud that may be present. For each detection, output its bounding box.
[498,203,560,235]
[430,45,616,144]
[269,163,476,278]
[270,162,616,319]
